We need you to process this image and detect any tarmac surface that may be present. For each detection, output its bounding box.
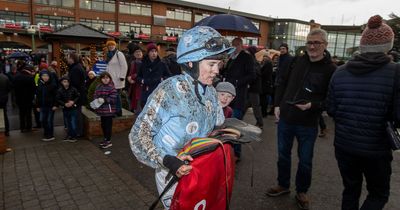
[2,108,400,210]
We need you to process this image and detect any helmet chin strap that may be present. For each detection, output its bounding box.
[181,62,206,106]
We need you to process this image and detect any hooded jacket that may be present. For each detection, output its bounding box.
[327,53,397,157]
[106,50,128,89]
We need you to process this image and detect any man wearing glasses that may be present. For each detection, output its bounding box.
[266,29,336,210]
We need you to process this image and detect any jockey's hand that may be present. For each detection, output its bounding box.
[163,155,192,178]
[176,155,193,178]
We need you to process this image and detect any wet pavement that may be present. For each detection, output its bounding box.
[2,107,399,209]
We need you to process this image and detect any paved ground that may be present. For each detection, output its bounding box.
[99,112,400,210]
[1,127,161,210]
[2,107,400,210]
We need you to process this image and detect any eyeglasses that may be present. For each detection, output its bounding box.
[306,41,325,47]
[178,37,231,60]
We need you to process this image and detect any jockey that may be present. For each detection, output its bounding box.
[128,26,234,209]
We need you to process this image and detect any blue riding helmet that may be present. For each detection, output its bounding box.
[177,26,235,64]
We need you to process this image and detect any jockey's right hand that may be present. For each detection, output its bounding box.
[163,155,193,178]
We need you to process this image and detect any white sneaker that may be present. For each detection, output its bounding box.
[42,137,55,142]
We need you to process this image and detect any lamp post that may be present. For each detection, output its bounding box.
[27,26,36,52]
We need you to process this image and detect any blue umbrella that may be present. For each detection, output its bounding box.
[195,14,260,37]
[8,51,30,59]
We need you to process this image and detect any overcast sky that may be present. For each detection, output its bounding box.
[183,0,398,25]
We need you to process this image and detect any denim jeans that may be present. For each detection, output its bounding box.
[40,107,55,137]
[335,148,392,210]
[277,119,318,193]
[63,109,77,138]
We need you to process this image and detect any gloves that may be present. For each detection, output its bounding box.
[163,155,185,178]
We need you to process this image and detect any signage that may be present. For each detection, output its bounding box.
[36,7,74,16]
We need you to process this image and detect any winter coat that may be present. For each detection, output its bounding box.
[260,60,274,95]
[93,82,117,116]
[162,53,181,76]
[223,50,256,111]
[275,53,294,86]
[129,73,224,168]
[13,70,36,107]
[274,51,336,127]
[56,86,80,110]
[68,62,86,106]
[106,50,128,89]
[327,53,397,157]
[128,59,142,110]
[248,57,262,93]
[137,55,171,104]
[0,73,11,108]
[36,80,57,108]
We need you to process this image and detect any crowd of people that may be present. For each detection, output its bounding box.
[0,14,399,210]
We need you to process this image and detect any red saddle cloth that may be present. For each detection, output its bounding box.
[171,139,235,210]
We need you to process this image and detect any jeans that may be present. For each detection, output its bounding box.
[40,107,55,137]
[116,89,122,116]
[18,104,32,131]
[335,148,392,210]
[248,92,263,126]
[63,109,77,138]
[233,108,244,158]
[101,116,113,141]
[277,119,318,193]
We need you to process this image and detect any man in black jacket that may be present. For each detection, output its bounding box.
[223,38,256,159]
[327,15,395,210]
[266,29,336,210]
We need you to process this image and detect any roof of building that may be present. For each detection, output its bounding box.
[49,23,112,39]
[154,0,274,22]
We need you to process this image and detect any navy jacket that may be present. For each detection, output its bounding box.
[327,53,398,157]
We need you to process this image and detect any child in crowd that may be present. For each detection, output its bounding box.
[56,76,80,142]
[216,82,236,118]
[94,72,117,149]
[36,70,57,141]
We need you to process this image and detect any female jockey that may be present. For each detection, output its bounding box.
[129,26,234,209]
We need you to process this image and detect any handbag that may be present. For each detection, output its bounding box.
[89,98,104,110]
[386,64,400,150]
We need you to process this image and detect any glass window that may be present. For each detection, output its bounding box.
[62,0,74,7]
[175,11,183,20]
[80,0,91,9]
[48,0,61,6]
[167,10,175,19]
[104,2,115,12]
[142,6,151,16]
[35,0,49,4]
[92,1,103,11]
[131,5,140,15]
[183,13,191,22]
[119,4,130,14]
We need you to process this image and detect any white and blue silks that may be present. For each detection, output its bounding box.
[129,72,224,169]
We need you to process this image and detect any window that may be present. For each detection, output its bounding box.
[35,0,74,7]
[118,2,151,16]
[35,14,74,29]
[165,27,186,37]
[166,8,192,22]
[0,11,30,27]
[80,18,115,31]
[119,22,151,35]
[79,0,115,12]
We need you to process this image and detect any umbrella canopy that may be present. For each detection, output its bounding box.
[7,51,30,59]
[195,14,260,37]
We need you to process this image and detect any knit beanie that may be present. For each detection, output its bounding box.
[216,82,236,96]
[146,43,158,53]
[360,15,394,53]
[40,70,49,77]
